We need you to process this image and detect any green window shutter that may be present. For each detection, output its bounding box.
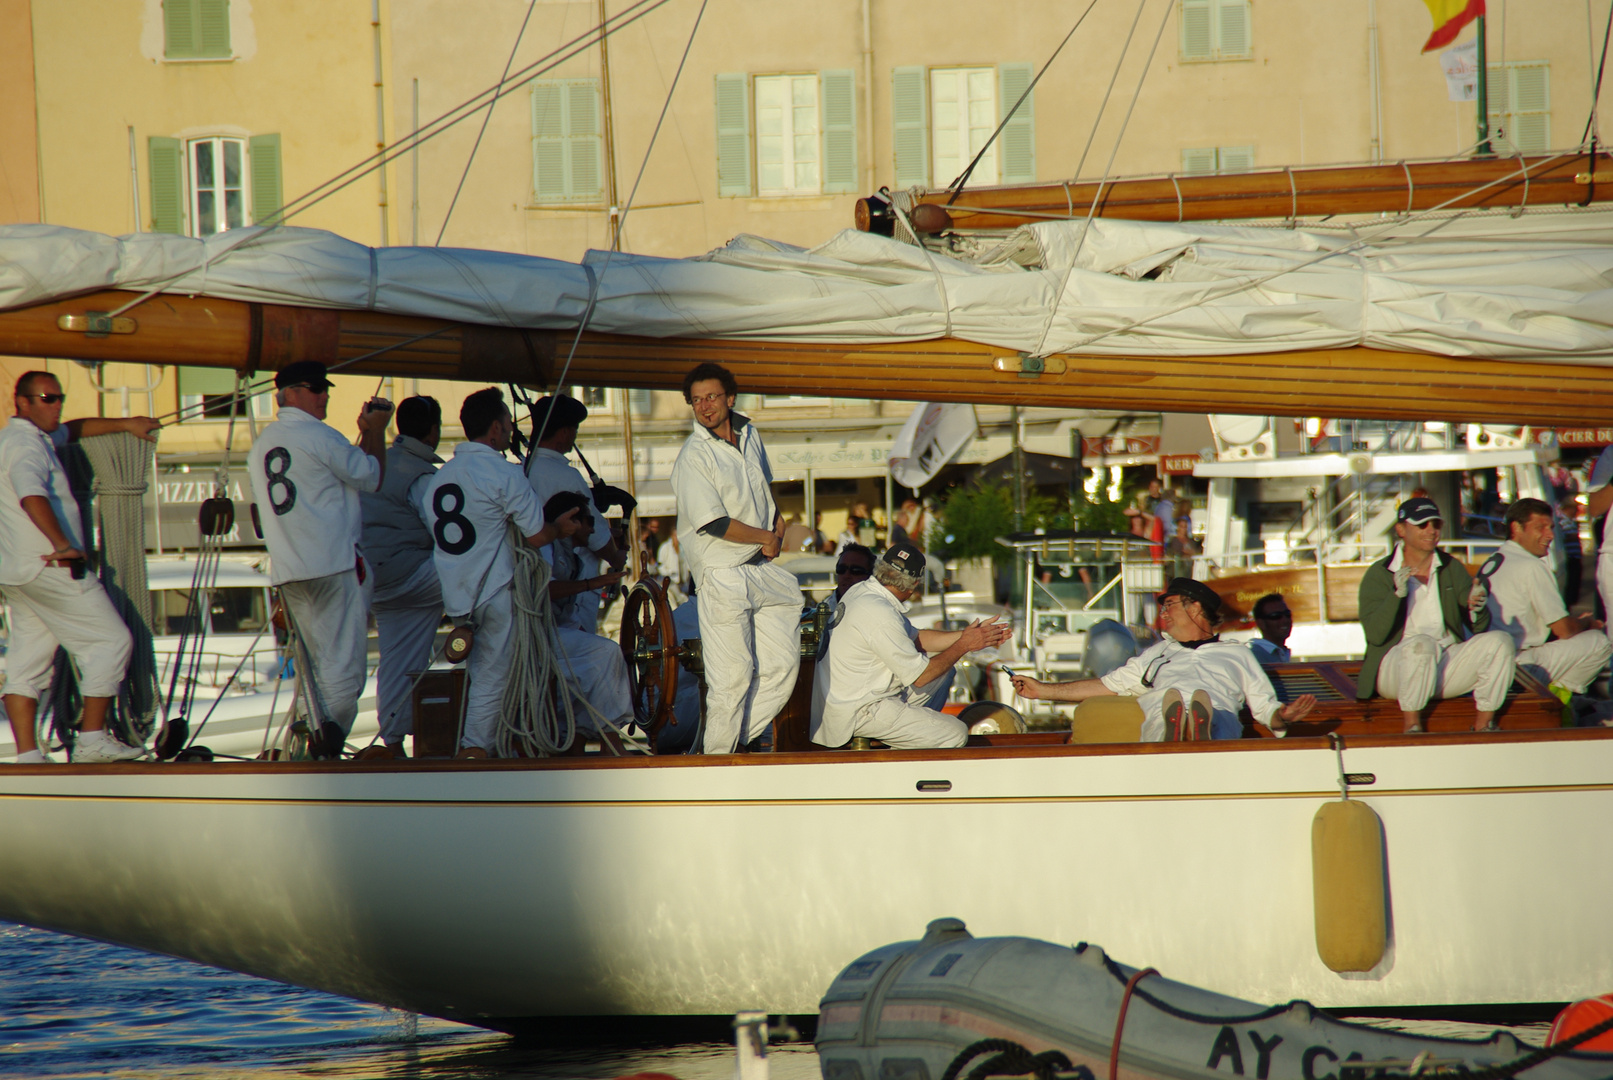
[568,81,603,199]
[164,0,197,58]
[532,81,567,201]
[148,136,184,233]
[714,73,753,198]
[178,365,237,397]
[997,62,1036,185]
[248,133,282,225]
[891,66,928,189]
[1181,147,1216,175]
[1217,145,1254,173]
[1180,0,1212,59]
[820,70,858,193]
[199,0,231,57]
[1215,0,1249,58]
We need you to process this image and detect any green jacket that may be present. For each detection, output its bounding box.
[1356,548,1490,700]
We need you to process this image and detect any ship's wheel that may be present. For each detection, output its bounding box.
[619,576,682,750]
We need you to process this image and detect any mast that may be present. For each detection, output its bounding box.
[597,0,622,250]
[1475,14,1493,156]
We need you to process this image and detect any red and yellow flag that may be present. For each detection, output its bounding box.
[1421,0,1485,53]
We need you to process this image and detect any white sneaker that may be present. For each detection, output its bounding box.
[14,749,55,764]
[72,730,147,763]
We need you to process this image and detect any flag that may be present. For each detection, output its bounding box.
[1420,0,1484,53]
[888,403,978,490]
[1440,41,1479,101]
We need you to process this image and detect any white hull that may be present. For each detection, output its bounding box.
[0,732,1609,1027]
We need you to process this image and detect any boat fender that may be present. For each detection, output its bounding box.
[445,624,474,664]
[249,502,263,540]
[1311,799,1387,973]
[1549,995,1613,1052]
[199,497,235,537]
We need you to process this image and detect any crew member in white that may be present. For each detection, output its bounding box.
[814,542,1012,749]
[1586,447,1613,644]
[0,371,158,763]
[1013,577,1318,739]
[1479,497,1611,699]
[422,389,583,757]
[524,394,624,635]
[540,490,633,748]
[247,361,392,758]
[671,363,801,753]
[359,395,445,757]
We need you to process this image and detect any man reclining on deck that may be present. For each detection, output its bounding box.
[812,543,1011,749]
[1012,578,1317,740]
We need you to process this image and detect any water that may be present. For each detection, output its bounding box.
[0,922,824,1080]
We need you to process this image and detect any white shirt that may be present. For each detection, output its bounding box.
[0,419,79,587]
[423,441,545,617]
[248,408,380,585]
[818,579,930,746]
[1101,636,1282,737]
[671,414,776,585]
[526,448,613,555]
[539,538,589,631]
[1590,446,1613,555]
[657,538,682,583]
[1388,545,1454,646]
[1481,539,1566,650]
[1248,638,1291,665]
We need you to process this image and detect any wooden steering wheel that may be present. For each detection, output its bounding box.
[619,576,681,750]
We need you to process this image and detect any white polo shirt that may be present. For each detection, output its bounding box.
[0,418,81,587]
[1102,636,1283,733]
[423,441,545,617]
[1590,446,1613,555]
[671,414,776,585]
[1481,539,1566,650]
[819,578,930,745]
[248,407,380,585]
[527,448,613,555]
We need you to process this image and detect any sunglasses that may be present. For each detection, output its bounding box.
[1256,609,1293,619]
[23,393,65,404]
[835,562,871,576]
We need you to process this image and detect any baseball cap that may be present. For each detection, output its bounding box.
[880,541,926,578]
[1158,576,1223,619]
[1396,497,1443,525]
[274,360,333,391]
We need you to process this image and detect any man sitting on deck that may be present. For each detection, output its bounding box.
[1248,593,1293,665]
[813,543,1011,749]
[1478,497,1610,706]
[1012,578,1318,740]
[1356,497,1515,733]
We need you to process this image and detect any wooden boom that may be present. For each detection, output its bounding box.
[2,288,1611,426]
[861,152,1613,232]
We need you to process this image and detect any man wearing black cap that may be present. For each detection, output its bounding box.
[248,361,392,757]
[525,393,624,636]
[1013,577,1317,740]
[1356,496,1515,733]
[814,542,1011,749]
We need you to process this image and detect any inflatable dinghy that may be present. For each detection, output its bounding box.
[818,919,1613,1080]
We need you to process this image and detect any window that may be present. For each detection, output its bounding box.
[755,75,820,195]
[713,71,857,197]
[891,64,1034,190]
[1488,62,1550,153]
[1181,146,1254,175]
[532,79,603,204]
[571,386,612,411]
[1180,0,1251,62]
[147,134,281,235]
[164,0,231,60]
[177,365,266,422]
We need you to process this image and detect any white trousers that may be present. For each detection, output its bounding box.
[1,568,132,699]
[460,585,514,753]
[848,696,967,749]
[1599,551,1613,644]
[573,548,603,635]
[554,627,633,738]
[1518,632,1612,694]
[280,564,373,736]
[697,561,802,753]
[1375,631,1515,713]
[371,559,443,745]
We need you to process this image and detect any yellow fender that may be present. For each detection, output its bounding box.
[1311,798,1388,973]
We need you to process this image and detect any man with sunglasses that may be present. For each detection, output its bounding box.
[1013,577,1316,740]
[0,371,159,763]
[671,362,800,753]
[1356,496,1515,733]
[1477,497,1610,708]
[248,361,392,758]
[1248,593,1294,665]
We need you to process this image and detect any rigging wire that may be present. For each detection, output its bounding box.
[1578,0,1613,146]
[436,0,539,247]
[944,0,1100,205]
[1070,0,1149,186]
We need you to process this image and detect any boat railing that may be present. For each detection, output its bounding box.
[1206,538,1504,575]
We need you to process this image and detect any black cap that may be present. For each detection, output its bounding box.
[881,541,926,578]
[536,394,589,439]
[1158,576,1222,618]
[274,360,333,391]
[1396,497,1443,525]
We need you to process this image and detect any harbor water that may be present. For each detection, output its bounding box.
[0,921,1552,1079]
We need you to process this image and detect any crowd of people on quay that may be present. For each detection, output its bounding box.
[5,363,1613,759]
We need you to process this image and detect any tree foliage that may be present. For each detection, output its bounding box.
[933,478,1133,566]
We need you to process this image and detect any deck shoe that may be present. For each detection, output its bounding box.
[14,749,53,764]
[71,730,146,763]
[1188,689,1213,741]
[1161,688,1185,741]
